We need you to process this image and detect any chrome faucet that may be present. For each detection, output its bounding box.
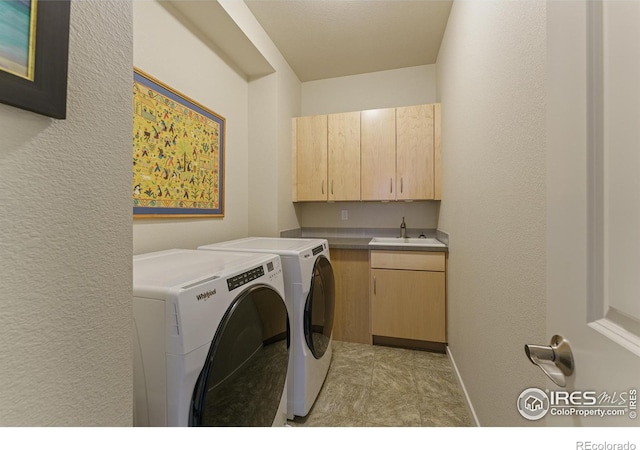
[400,217,407,239]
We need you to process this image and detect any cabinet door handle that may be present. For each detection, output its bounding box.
[390,178,393,194]
[322,179,325,195]
[401,177,404,193]
[373,276,376,295]
[331,180,334,195]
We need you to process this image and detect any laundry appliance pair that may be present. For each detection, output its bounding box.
[132,238,335,426]
[199,237,335,420]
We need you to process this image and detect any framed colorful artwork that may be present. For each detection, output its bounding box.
[133,68,225,218]
[0,0,70,119]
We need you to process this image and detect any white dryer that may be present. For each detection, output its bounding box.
[198,237,334,419]
[132,249,289,427]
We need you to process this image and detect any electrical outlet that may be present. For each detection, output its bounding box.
[341,210,348,221]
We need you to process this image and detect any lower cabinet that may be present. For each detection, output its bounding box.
[330,248,371,344]
[370,250,446,343]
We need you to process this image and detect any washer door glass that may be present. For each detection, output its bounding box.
[304,255,335,359]
[190,285,289,426]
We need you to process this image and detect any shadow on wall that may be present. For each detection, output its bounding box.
[294,201,441,230]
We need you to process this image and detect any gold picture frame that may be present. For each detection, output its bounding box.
[133,68,225,218]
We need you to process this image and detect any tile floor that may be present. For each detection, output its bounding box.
[287,340,473,427]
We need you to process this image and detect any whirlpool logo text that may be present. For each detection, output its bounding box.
[196,289,217,301]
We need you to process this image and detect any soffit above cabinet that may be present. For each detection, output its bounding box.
[161,1,275,80]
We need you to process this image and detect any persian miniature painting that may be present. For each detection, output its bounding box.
[133,69,225,217]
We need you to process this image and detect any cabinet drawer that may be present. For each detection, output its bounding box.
[370,250,445,272]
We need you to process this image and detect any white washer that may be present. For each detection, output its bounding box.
[133,249,288,427]
[198,237,335,419]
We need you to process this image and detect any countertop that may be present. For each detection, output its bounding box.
[326,237,448,252]
[281,227,449,252]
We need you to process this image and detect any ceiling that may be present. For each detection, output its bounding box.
[163,0,453,83]
[244,0,453,82]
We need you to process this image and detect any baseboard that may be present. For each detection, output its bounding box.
[372,335,447,353]
[447,346,481,427]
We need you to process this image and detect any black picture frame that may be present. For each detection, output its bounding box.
[0,0,71,119]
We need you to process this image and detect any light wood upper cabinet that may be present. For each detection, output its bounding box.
[328,112,360,201]
[293,112,361,202]
[396,104,435,200]
[361,104,440,201]
[293,115,327,201]
[360,108,397,201]
[434,103,442,200]
[293,103,441,202]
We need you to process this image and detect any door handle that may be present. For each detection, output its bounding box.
[524,335,574,387]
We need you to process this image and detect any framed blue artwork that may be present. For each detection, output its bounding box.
[0,0,70,119]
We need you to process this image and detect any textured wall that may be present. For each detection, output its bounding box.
[436,1,548,426]
[0,1,133,425]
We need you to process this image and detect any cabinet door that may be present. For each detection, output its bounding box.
[361,108,396,201]
[328,112,360,201]
[330,248,370,344]
[396,104,435,200]
[295,115,327,201]
[371,268,446,342]
[434,103,442,200]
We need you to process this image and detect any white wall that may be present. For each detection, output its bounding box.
[248,74,279,236]
[297,65,440,230]
[275,66,303,234]
[133,1,301,247]
[216,0,302,237]
[296,201,440,232]
[0,1,133,425]
[133,1,252,254]
[301,64,437,116]
[436,1,548,426]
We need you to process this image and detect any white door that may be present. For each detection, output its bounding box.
[544,0,640,426]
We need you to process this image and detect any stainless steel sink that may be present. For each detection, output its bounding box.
[368,237,446,247]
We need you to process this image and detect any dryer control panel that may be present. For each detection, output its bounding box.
[227,265,265,291]
[312,244,326,255]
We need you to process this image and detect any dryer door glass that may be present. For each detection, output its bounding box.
[190,285,289,426]
[304,255,335,359]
